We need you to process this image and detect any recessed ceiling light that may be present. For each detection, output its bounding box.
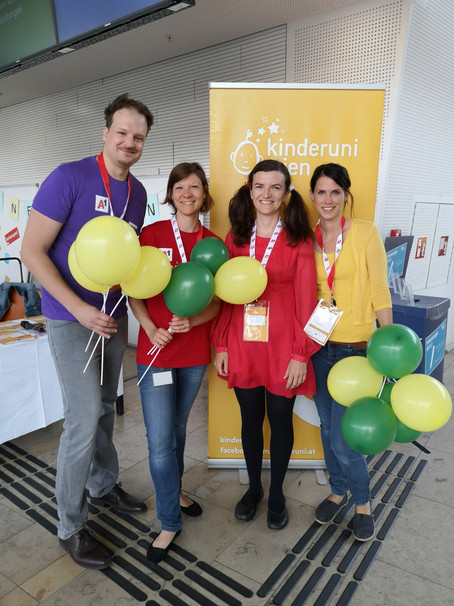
[168,2,191,12]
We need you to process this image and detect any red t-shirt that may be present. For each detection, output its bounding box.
[136,219,219,368]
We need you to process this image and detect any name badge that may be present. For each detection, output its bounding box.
[160,248,173,262]
[95,195,109,213]
[152,370,173,386]
[304,299,343,345]
[243,300,270,342]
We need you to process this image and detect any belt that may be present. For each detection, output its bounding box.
[328,340,368,350]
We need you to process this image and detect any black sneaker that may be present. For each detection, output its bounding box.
[314,494,347,524]
[352,512,375,541]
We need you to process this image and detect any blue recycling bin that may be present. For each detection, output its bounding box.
[392,294,450,383]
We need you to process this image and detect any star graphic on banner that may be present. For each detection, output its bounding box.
[268,122,279,134]
[258,127,265,135]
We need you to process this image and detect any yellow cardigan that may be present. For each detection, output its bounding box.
[315,218,392,341]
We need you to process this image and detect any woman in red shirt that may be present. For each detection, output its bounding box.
[213,160,319,530]
[130,162,220,562]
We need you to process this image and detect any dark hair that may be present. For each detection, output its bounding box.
[163,162,214,215]
[310,163,355,214]
[104,93,154,134]
[229,159,313,247]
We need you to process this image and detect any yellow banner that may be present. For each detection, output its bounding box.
[208,84,385,465]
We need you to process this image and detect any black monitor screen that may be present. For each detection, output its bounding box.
[0,0,57,70]
[54,0,168,43]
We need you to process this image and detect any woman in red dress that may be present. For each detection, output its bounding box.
[213,160,319,529]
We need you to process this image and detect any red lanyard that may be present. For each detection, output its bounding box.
[96,152,131,219]
[315,216,345,300]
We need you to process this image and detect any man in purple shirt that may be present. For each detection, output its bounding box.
[21,93,153,569]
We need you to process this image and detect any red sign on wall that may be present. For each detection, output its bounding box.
[4,227,20,246]
[438,236,449,256]
[415,237,427,259]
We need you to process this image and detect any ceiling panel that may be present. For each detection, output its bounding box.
[0,0,362,109]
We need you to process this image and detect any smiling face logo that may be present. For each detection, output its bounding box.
[230,129,263,175]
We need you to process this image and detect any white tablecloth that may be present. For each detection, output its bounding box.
[0,332,64,443]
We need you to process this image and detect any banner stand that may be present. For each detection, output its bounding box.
[207,82,385,481]
[207,459,327,485]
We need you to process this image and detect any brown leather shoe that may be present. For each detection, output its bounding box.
[91,483,147,514]
[59,528,112,569]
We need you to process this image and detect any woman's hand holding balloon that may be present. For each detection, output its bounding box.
[149,326,173,349]
[169,315,193,334]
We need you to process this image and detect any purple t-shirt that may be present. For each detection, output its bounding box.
[32,156,147,320]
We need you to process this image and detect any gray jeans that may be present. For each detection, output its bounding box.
[47,316,127,539]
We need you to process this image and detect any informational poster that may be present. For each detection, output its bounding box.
[0,185,38,283]
[425,319,447,375]
[0,177,169,286]
[208,83,385,469]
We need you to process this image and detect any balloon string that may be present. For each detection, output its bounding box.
[377,377,386,398]
[85,287,111,352]
[137,347,161,386]
[101,335,105,386]
[412,440,431,454]
[378,377,397,398]
[137,325,172,386]
[82,292,125,376]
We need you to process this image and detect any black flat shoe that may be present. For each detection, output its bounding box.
[314,494,348,524]
[147,530,181,564]
[234,488,264,522]
[181,499,202,517]
[352,512,375,542]
[267,505,289,530]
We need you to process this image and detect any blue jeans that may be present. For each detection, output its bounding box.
[0,281,42,319]
[312,344,371,506]
[47,316,127,539]
[137,364,207,532]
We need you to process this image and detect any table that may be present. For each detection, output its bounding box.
[0,318,124,444]
[0,321,64,443]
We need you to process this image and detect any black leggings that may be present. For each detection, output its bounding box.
[234,386,295,512]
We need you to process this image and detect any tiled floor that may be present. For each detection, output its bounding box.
[1,347,453,606]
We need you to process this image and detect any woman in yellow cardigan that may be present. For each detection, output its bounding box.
[309,163,392,542]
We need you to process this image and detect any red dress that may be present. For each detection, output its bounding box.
[212,229,319,397]
[136,220,218,368]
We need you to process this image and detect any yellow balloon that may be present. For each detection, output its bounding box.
[75,216,140,285]
[327,356,383,407]
[120,246,172,299]
[214,256,267,304]
[67,243,107,294]
[391,374,452,432]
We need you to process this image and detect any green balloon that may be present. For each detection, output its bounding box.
[163,262,214,317]
[341,396,397,455]
[190,237,229,276]
[381,382,422,443]
[379,381,394,404]
[367,324,423,378]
